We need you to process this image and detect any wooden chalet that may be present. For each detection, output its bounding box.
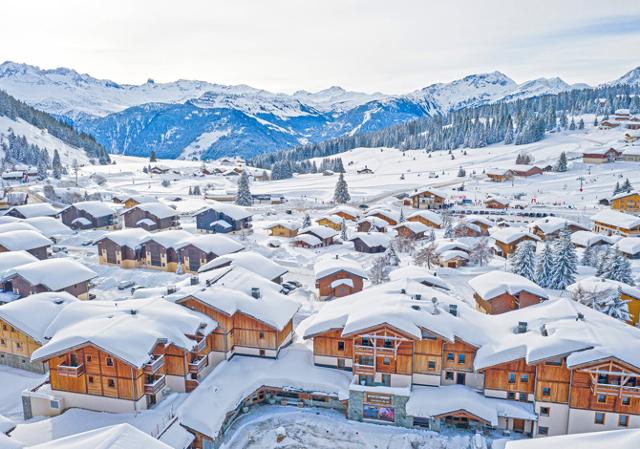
[485,196,510,209]
[349,232,390,254]
[316,215,343,231]
[611,191,640,214]
[356,216,388,233]
[112,194,156,209]
[194,204,252,234]
[5,258,96,300]
[122,202,180,232]
[176,235,244,273]
[4,203,59,219]
[96,228,150,269]
[266,221,300,238]
[486,168,514,182]
[591,209,640,237]
[406,210,442,229]
[582,147,621,164]
[60,201,118,230]
[364,208,399,226]
[139,230,192,272]
[314,258,367,299]
[528,217,588,241]
[0,230,52,260]
[395,221,429,240]
[469,271,548,314]
[510,165,544,178]
[328,205,360,222]
[491,228,540,257]
[298,226,337,247]
[409,188,447,210]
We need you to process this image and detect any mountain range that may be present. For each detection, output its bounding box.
[0,61,638,160]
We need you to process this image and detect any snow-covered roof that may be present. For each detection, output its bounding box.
[349,232,391,248]
[113,193,157,204]
[0,251,38,275]
[485,195,510,206]
[462,215,494,227]
[193,202,252,221]
[410,187,448,199]
[438,249,469,262]
[406,385,535,426]
[6,258,97,291]
[72,217,92,226]
[210,219,231,228]
[509,164,541,173]
[591,209,640,229]
[504,429,640,449]
[197,265,283,297]
[0,415,15,435]
[4,204,59,218]
[610,190,640,201]
[26,423,173,449]
[0,230,52,251]
[300,225,338,239]
[316,214,342,225]
[567,276,640,300]
[96,228,151,248]
[304,279,489,345]
[292,234,322,247]
[175,234,244,255]
[614,237,640,255]
[529,217,587,234]
[570,230,613,248]
[197,251,287,280]
[126,202,178,219]
[0,222,41,234]
[406,210,443,226]
[177,345,351,440]
[265,220,301,231]
[468,271,548,300]
[434,239,471,255]
[63,201,115,218]
[327,205,361,218]
[140,230,192,249]
[356,216,389,228]
[486,168,512,176]
[364,208,400,222]
[314,257,367,280]
[388,266,450,290]
[23,217,73,237]
[396,221,430,234]
[176,285,299,330]
[490,227,540,244]
[0,292,78,344]
[583,147,619,155]
[32,297,216,367]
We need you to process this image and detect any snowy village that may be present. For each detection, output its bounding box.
[0,2,639,449]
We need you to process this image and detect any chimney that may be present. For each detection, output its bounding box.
[449,304,458,316]
[414,294,422,301]
[251,287,261,299]
[190,275,199,286]
[517,321,528,334]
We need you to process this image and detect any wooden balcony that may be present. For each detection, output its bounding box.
[353,345,396,356]
[376,346,396,356]
[192,336,207,353]
[591,382,640,398]
[57,363,84,377]
[144,375,166,395]
[189,356,208,375]
[143,354,165,374]
[353,345,374,356]
[353,363,375,376]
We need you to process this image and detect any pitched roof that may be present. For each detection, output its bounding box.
[349,232,391,248]
[193,202,252,221]
[504,429,640,449]
[4,204,59,218]
[0,250,38,274]
[126,202,178,219]
[6,258,97,290]
[591,209,640,229]
[614,237,640,255]
[175,234,244,255]
[96,228,151,248]
[529,217,587,234]
[197,251,287,280]
[63,201,116,218]
[468,271,548,300]
[490,227,540,244]
[314,257,367,280]
[388,266,450,290]
[570,230,613,247]
[300,225,338,239]
[0,230,52,251]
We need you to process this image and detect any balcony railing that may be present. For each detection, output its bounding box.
[188,356,208,375]
[143,354,165,374]
[592,382,640,397]
[191,336,207,353]
[57,363,84,377]
[354,345,374,355]
[353,345,396,356]
[353,363,375,376]
[144,375,166,395]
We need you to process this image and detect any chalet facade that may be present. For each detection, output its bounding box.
[122,202,180,232]
[582,148,621,164]
[4,203,59,219]
[96,228,150,269]
[298,226,337,247]
[395,222,429,240]
[194,204,252,234]
[528,217,588,241]
[406,210,442,229]
[139,230,192,272]
[469,271,549,314]
[409,188,447,210]
[60,201,118,230]
[314,258,367,299]
[266,221,300,238]
[176,235,244,273]
[316,215,343,231]
[611,191,640,214]
[485,197,510,209]
[486,168,514,182]
[591,209,640,237]
[350,233,390,254]
[510,165,544,178]
[356,216,388,233]
[364,208,399,226]
[0,230,52,260]
[328,205,360,222]
[491,228,540,257]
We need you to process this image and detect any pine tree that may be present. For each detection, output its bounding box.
[596,247,614,276]
[547,232,578,289]
[510,241,537,281]
[598,288,631,322]
[503,116,514,144]
[399,208,405,223]
[384,244,400,267]
[369,256,390,285]
[457,166,466,177]
[578,118,585,130]
[601,250,635,285]
[569,118,576,130]
[555,152,568,172]
[36,157,48,180]
[302,213,311,228]
[333,172,351,204]
[613,181,622,195]
[340,219,348,241]
[581,245,596,266]
[149,150,157,162]
[622,178,633,193]
[235,171,253,206]
[52,149,63,179]
[535,242,555,287]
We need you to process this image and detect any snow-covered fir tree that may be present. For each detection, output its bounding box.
[622,178,633,193]
[580,244,596,267]
[510,241,537,281]
[340,219,348,241]
[547,232,578,289]
[333,172,351,204]
[457,166,466,177]
[601,250,635,285]
[600,288,631,322]
[399,208,405,223]
[555,151,568,172]
[613,181,622,195]
[52,149,63,179]
[369,256,390,285]
[535,242,555,287]
[384,244,400,267]
[235,171,253,206]
[149,150,157,162]
[302,213,311,228]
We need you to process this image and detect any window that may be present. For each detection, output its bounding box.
[520,374,529,383]
[597,394,607,403]
[458,354,465,364]
[362,337,371,347]
[259,331,264,339]
[428,360,436,370]
[507,392,516,400]
[105,357,114,367]
[259,349,266,357]
[447,352,454,361]
[15,342,22,350]
[107,379,116,388]
[86,355,92,362]
[445,371,454,380]
[538,426,549,435]
[542,387,551,397]
[383,357,390,365]
[337,359,345,369]
[50,400,60,409]
[622,396,631,406]
[337,341,345,351]
[0,339,4,346]
[594,412,605,425]
[540,407,550,417]
[88,376,94,384]
[456,373,466,385]
[619,415,629,427]
[382,374,391,386]
[508,373,516,384]
[384,338,392,348]
[597,373,608,384]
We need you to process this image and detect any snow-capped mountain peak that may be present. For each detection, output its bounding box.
[612,66,640,86]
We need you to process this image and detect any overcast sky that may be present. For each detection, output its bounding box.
[2,0,640,94]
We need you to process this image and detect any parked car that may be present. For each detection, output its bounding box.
[118,280,135,290]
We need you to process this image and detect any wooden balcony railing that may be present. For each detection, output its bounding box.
[57,363,84,377]
[143,354,165,374]
[144,375,166,395]
[353,363,375,376]
[353,345,374,355]
[188,356,208,375]
[592,382,640,398]
[192,336,207,353]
